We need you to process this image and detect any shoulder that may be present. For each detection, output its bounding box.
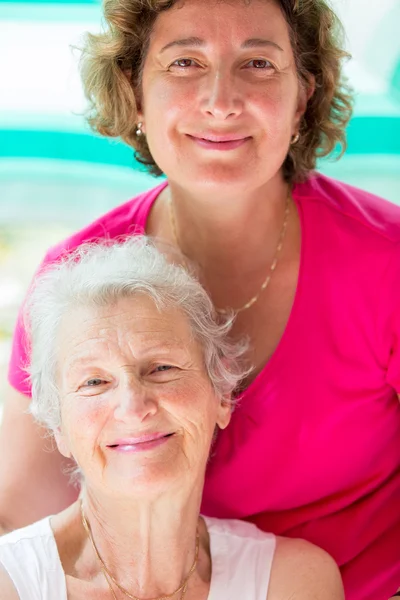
[44,181,166,265]
[203,517,276,597]
[0,519,62,599]
[203,516,275,570]
[0,517,52,547]
[294,172,400,245]
[203,515,275,546]
[0,518,56,567]
[267,537,344,600]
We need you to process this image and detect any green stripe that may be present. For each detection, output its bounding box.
[0,129,141,168]
[346,116,400,154]
[0,2,100,21]
[0,116,399,167]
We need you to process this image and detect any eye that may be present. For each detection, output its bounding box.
[77,377,110,396]
[153,365,174,373]
[85,378,106,387]
[246,59,274,70]
[148,364,179,379]
[170,58,198,69]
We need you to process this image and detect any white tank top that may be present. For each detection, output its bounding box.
[0,515,276,599]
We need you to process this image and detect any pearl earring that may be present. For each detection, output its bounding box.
[291,132,300,145]
[135,122,143,137]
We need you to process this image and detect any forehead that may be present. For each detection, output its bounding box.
[150,0,290,49]
[57,295,196,359]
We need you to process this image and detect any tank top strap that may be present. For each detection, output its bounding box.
[0,517,67,600]
[203,516,276,600]
[0,515,275,600]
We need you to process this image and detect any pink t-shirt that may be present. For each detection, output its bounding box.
[9,173,400,600]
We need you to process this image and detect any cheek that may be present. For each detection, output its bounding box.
[253,85,298,135]
[165,380,218,429]
[184,399,222,445]
[60,399,109,451]
[143,77,193,130]
[143,88,189,169]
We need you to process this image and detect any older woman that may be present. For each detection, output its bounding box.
[0,237,343,599]
[1,0,400,598]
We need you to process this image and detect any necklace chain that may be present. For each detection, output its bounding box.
[80,501,199,600]
[168,191,291,313]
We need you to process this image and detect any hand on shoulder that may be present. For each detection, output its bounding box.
[267,536,344,600]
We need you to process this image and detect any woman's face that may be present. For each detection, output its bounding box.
[138,0,308,194]
[55,295,231,498]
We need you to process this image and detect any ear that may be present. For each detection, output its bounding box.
[216,396,232,430]
[54,429,72,459]
[294,73,316,125]
[304,72,316,102]
[122,68,146,134]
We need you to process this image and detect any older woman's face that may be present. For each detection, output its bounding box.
[55,296,231,497]
[138,0,307,194]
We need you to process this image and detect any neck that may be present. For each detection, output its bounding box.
[167,173,290,273]
[80,484,204,599]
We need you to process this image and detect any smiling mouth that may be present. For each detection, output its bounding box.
[107,433,175,450]
[189,134,250,142]
[187,134,251,150]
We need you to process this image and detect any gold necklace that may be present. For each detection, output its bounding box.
[80,501,199,600]
[168,191,291,313]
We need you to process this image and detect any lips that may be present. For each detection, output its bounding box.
[189,133,250,143]
[187,133,251,151]
[106,432,175,452]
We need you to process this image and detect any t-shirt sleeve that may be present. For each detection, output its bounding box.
[8,235,109,397]
[8,307,32,396]
[7,230,105,397]
[381,241,400,393]
[6,187,158,398]
[7,248,58,397]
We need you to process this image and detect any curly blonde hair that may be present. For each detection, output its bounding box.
[80,0,353,183]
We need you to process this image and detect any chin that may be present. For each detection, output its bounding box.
[181,163,264,192]
[104,478,173,501]
[105,463,185,496]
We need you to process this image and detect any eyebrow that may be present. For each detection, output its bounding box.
[160,37,283,54]
[66,341,187,368]
[242,38,283,52]
[160,37,205,53]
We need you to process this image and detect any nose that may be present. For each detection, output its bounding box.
[200,67,243,120]
[113,376,158,423]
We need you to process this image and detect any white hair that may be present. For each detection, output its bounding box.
[24,235,249,432]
